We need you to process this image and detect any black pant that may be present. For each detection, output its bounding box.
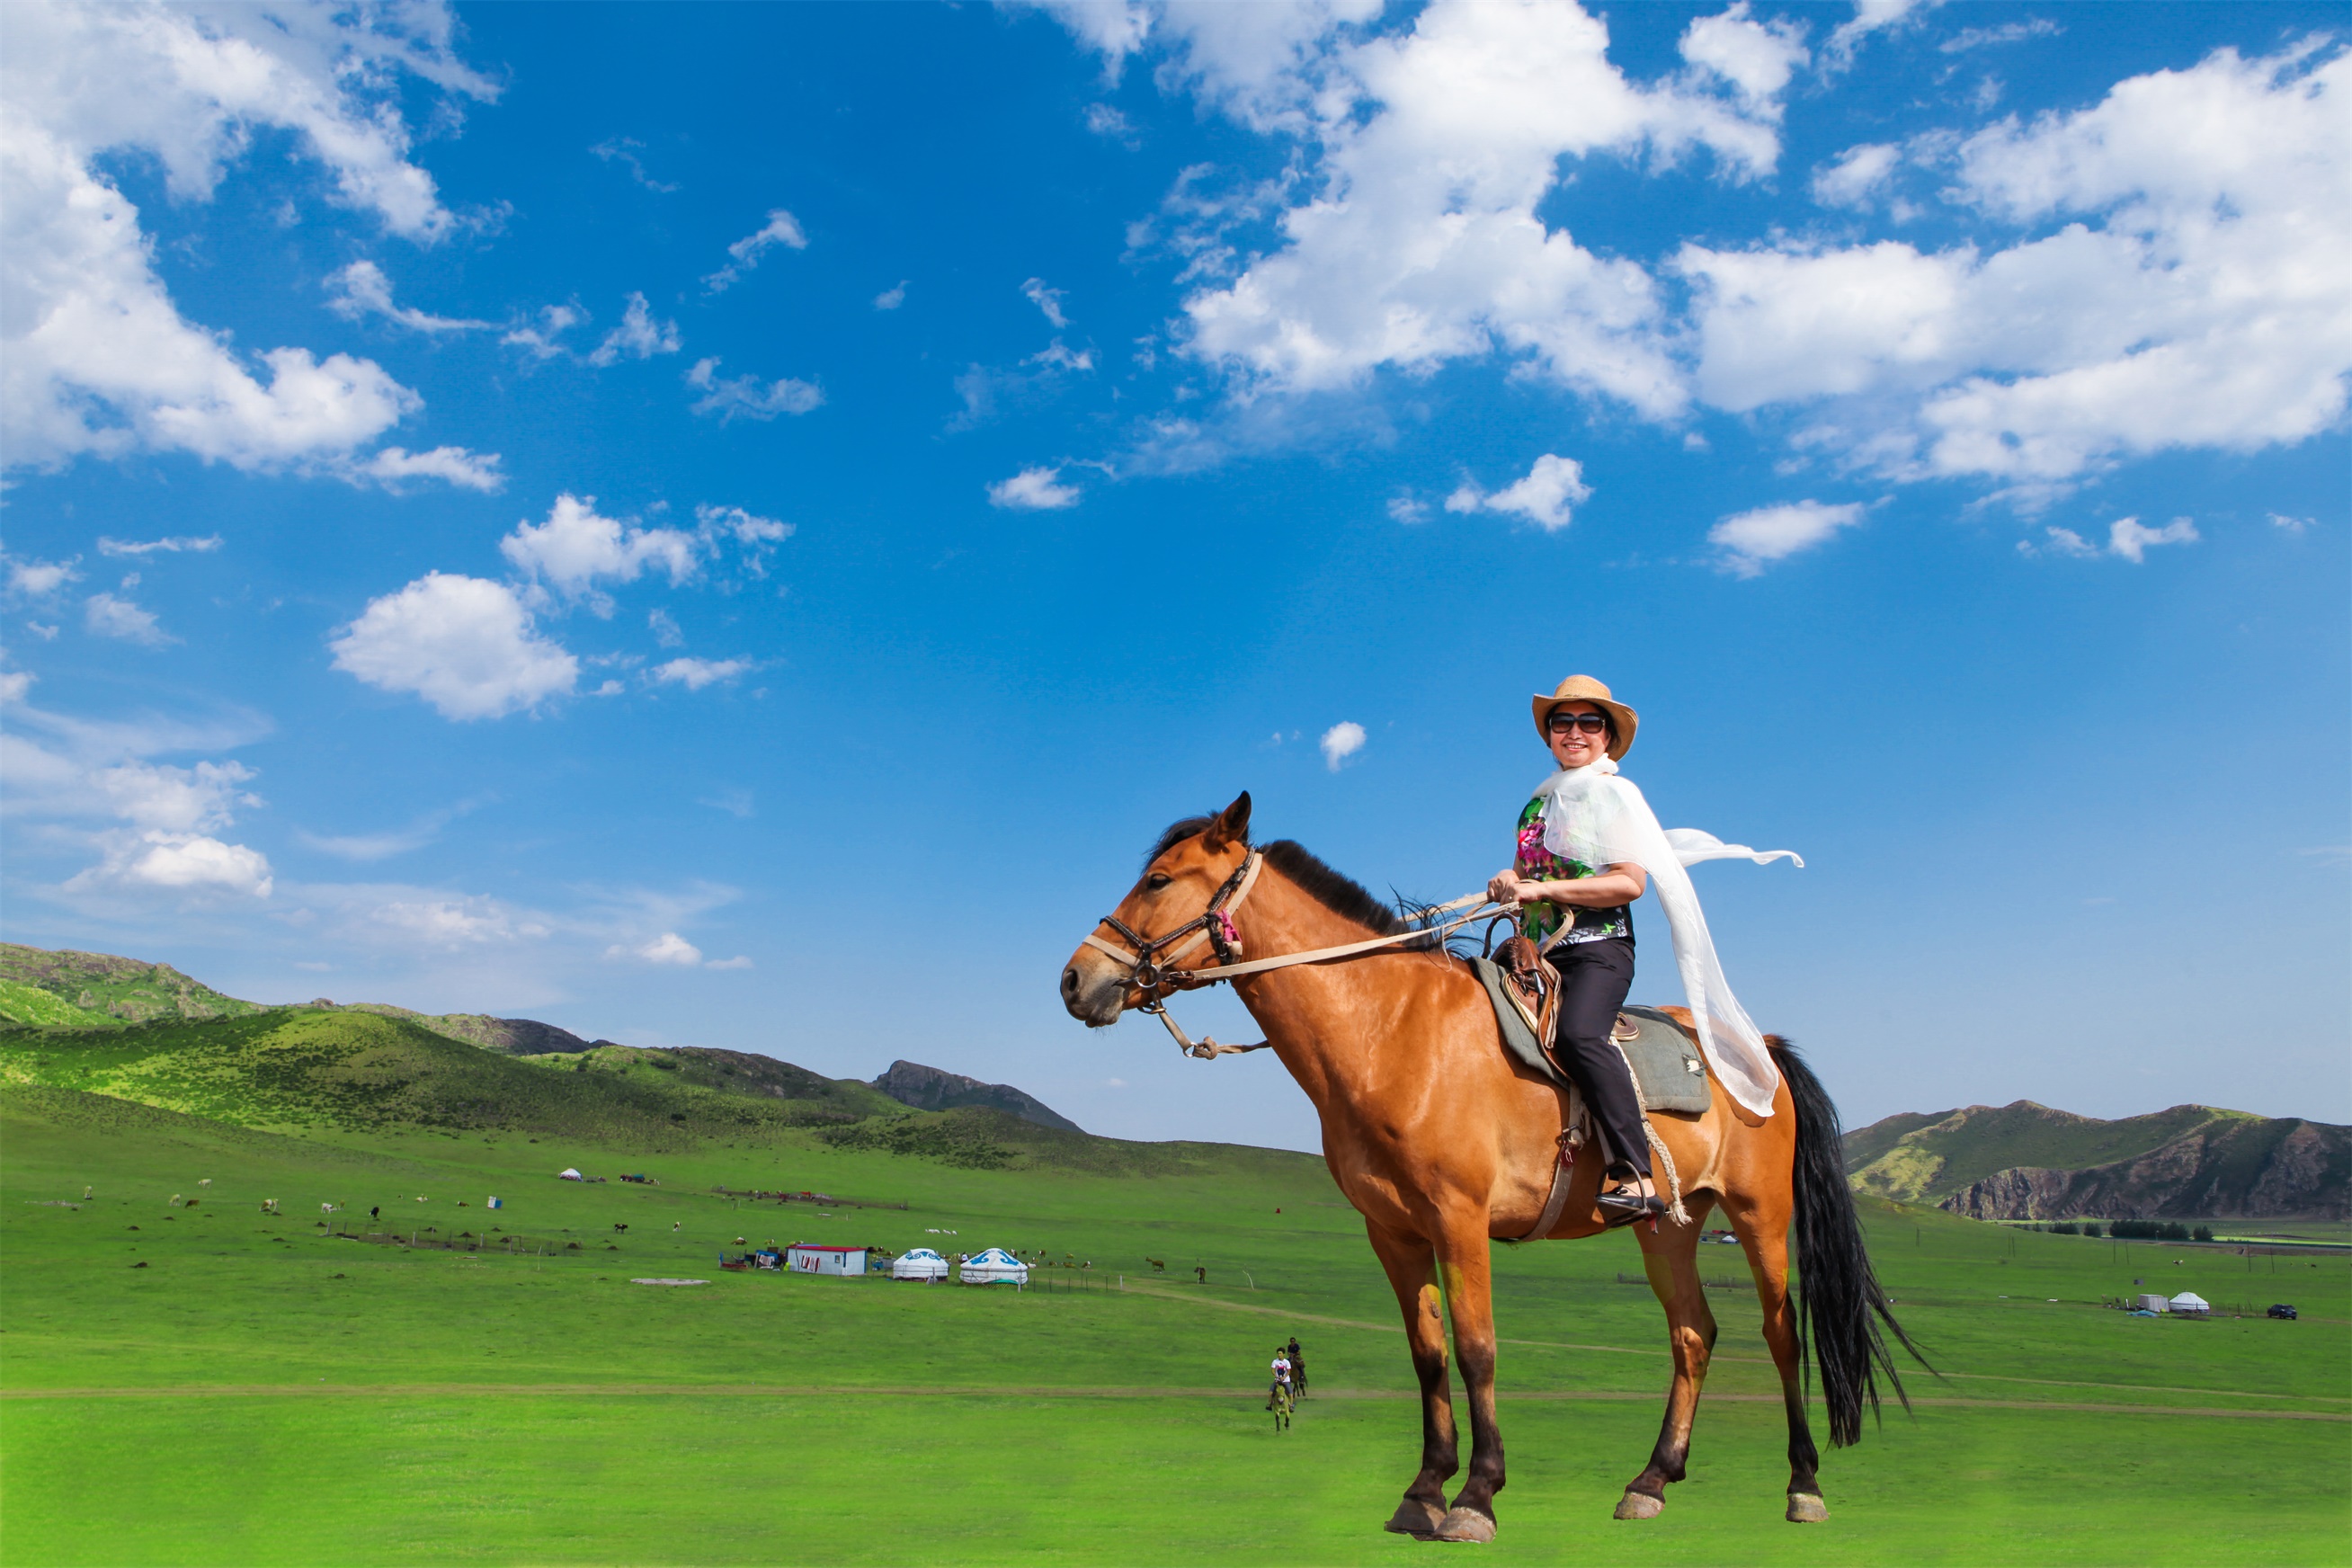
[1548,937,1650,1180]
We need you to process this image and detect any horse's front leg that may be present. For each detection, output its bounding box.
[1430,1216,1506,1543]
[1365,1221,1455,1538]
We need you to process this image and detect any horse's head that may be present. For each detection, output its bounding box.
[1060,791,1253,1027]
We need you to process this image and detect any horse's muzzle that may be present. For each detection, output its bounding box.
[1060,950,1127,1028]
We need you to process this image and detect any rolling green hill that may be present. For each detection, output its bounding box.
[0,1010,1315,1180]
[0,944,262,1025]
[1844,1100,2350,1222]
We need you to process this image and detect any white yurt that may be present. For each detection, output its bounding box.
[2169,1291,2211,1316]
[892,1247,949,1282]
[958,1247,1029,1286]
[557,1168,584,1181]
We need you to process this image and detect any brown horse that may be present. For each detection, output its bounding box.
[1060,794,1919,1541]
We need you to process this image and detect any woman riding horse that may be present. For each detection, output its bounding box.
[1489,676,1659,1220]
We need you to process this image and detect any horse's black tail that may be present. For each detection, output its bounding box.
[1772,1038,1931,1447]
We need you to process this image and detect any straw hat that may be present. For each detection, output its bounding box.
[1530,675,1638,761]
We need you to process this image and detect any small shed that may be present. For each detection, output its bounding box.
[959,1247,1029,1286]
[2134,1293,2169,1313]
[787,1243,868,1277]
[2169,1291,2211,1317]
[892,1247,949,1282]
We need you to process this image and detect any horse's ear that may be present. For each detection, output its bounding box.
[1201,791,1252,852]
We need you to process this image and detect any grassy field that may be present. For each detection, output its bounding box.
[4,1082,2347,1565]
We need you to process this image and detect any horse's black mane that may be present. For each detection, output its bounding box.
[1146,815,1408,937]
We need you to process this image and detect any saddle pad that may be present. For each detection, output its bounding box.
[1467,962,1711,1114]
[1616,1006,1712,1114]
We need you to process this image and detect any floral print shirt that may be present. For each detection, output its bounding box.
[1515,796,1633,947]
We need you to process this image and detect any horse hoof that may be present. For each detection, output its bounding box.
[1430,1508,1496,1544]
[1786,1492,1829,1524]
[1383,1501,1444,1537]
[1613,1491,1665,1521]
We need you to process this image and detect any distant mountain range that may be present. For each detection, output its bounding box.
[1844,1100,2349,1222]
[9,944,2339,1216]
[870,1059,1081,1132]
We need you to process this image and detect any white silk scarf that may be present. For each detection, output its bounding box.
[1535,757,1800,1118]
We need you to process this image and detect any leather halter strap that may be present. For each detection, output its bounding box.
[1081,851,1264,996]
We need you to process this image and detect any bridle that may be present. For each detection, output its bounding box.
[1080,848,1501,1058]
[1082,850,1264,1001]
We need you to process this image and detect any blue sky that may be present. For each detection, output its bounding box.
[3,0,2345,1152]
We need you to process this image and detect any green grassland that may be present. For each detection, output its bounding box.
[3,1024,2347,1565]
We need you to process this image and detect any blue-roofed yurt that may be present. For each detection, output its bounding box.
[958,1247,1028,1286]
[892,1247,949,1282]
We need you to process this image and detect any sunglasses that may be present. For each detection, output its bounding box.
[1546,711,1609,736]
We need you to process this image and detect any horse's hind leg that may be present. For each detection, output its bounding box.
[1722,1190,1826,1522]
[1617,1195,1719,1520]
[1365,1221,1455,1537]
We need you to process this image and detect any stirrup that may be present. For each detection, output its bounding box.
[1596,1188,1665,1221]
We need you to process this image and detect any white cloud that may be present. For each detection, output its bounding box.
[1083,102,1136,140]
[1684,45,2351,495]
[1320,720,1366,771]
[1941,19,2060,53]
[85,592,174,646]
[685,358,824,421]
[874,281,908,310]
[351,445,505,494]
[1173,0,1793,415]
[368,895,532,948]
[1679,3,1808,111]
[2027,525,2100,558]
[67,831,272,899]
[1022,277,1072,328]
[330,573,579,721]
[1823,0,1933,69]
[0,2,494,478]
[1811,142,1901,209]
[1029,341,1097,372]
[703,209,808,293]
[650,656,752,691]
[501,494,699,599]
[987,467,1082,510]
[325,261,489,334]
[94,758,258,833]
[587,293,682,366]
[1386,493,1430,523]
[0,671,31,704]
[1444,453,1591,531]
[648,608,685,649]
[2107,514,2198,563]
[704,954,753,971]
[503,304,585,361]
[2268,512,2313,533]
[1709,499,1866,575]
[6,557,80,597]
[610,931,703,966]
[97,534,222,557]
[591,137,679,193]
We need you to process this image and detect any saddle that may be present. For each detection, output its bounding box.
[1474,941,1710,1115]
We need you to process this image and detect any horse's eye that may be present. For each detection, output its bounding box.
[1145,873,1172,891]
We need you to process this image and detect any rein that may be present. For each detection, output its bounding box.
[1083,851,1505,1058]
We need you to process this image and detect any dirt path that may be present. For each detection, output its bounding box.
[1,1383,2342,1421]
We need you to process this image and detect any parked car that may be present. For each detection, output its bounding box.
[2266,1303,2298,1320]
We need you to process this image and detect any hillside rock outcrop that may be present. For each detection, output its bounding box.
[1848,1100,2348,1221]
[872,1060,1082,1133]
